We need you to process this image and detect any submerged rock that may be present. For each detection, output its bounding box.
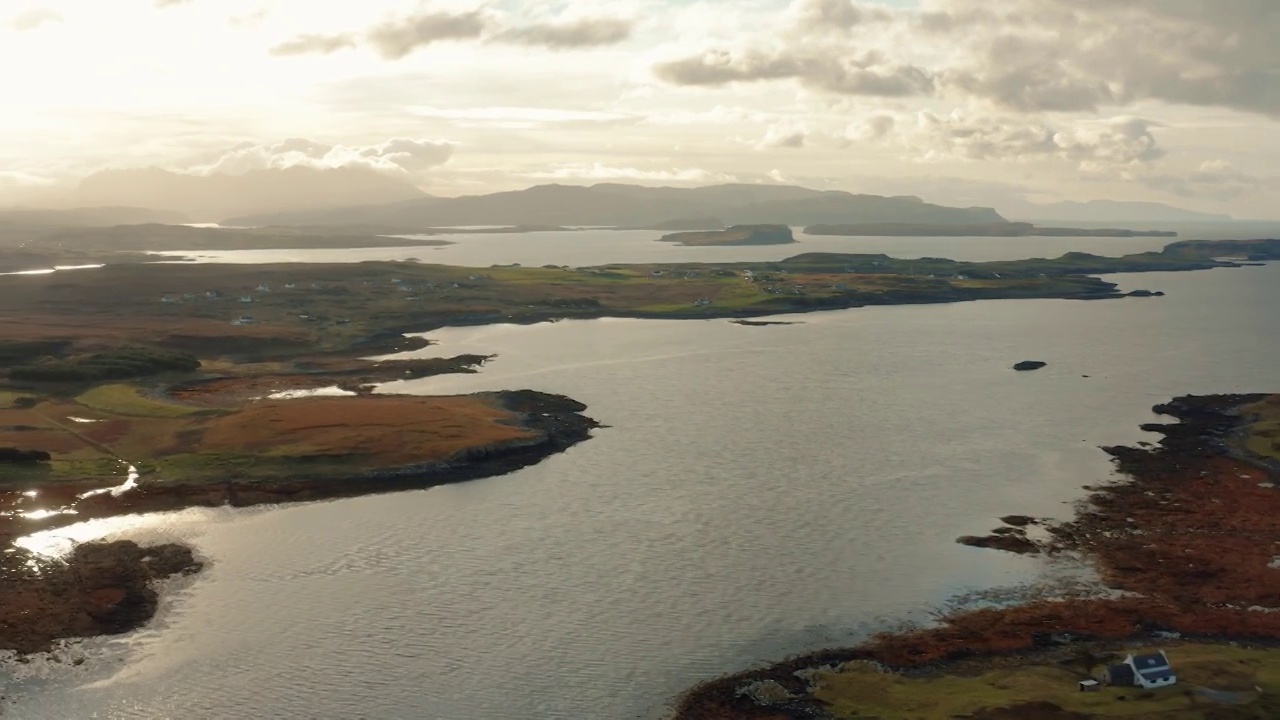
[957,533,1041,555]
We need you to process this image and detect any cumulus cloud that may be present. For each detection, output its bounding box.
[756,122,809,149]
[654,48,933,97]
[499,17,632,50]
[185,137,454,177]
[271,8,633,59]
[653,0,1280,117]
[886,112,1164,172]
[525,163,734,183]
[1139,160,1272,200]
[788,0,893,33]
[367,9,489,60]
[10,8,62,31]
[269,32,357,57]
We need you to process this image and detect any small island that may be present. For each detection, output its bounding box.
[658,224,795,246]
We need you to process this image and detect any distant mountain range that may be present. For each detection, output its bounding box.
[1002,199,1233,223]
[0,206,189,227]
[2,166,1239,232]
[226,182,1005,229]
[51,166,427,222]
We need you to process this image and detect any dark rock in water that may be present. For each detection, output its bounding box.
[1126,289,1165,297]
[1013,361,1048,371]
[957,533,1040,555]
[1000,515,1038,527]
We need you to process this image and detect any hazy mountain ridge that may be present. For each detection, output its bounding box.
[227,183,1006,228]
[58,166,427,221]
[0,206,189,227]
[1004,199,1233,223]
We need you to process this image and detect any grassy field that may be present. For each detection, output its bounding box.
[809,644,1280,719]
[76,384,206,418]
[0,386,539,488]
[1242,396,1280,462]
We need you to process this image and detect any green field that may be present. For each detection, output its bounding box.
[808,644,1280,719]
[75,384,207,418]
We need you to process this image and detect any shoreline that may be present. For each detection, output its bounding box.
[0,389,598,653]
[671,394,1280,719]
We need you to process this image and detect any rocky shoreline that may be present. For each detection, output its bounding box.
[671,394,1280,719]
[0,389,598,653]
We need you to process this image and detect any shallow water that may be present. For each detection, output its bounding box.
[5,264,1279,720]
[152,228,1177,267]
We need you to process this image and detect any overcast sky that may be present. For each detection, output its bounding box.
[3,0,1278,216]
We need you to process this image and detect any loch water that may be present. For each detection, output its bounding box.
[4,247,1278,720]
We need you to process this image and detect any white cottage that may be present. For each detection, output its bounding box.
[1103,650,1177,689]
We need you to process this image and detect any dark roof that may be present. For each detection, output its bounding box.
[1106,664,1136,683]
[1132,652,1171,670]
[1140,669,1175,683]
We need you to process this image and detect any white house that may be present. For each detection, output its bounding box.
[1103,650,1177,689]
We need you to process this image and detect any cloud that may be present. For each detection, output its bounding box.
[367,9,489,60]
[653,48,934,97]
[272,8,632,60]
[883,112,1165,172]
[930,0,1280,115]
[10,8,62,31]
[789,0,893,33]
[407,106,633,128]
[756,123,809,149]
[184,137,454,177]
[1139,160,1272,200]
[155,0,192,7]
[651,0,1280,117]
[269,32,357,57]
[525,163,734,183]
[499,17,632,50]
[0,170,59,188]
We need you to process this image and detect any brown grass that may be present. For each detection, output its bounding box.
[197,395,534,464]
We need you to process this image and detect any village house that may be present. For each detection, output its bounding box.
[1103,650,1177,690]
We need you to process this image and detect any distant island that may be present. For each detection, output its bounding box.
[657,224,794,246]
[804,222,1177,238]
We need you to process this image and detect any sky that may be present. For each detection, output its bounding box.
[2,0,1278,216]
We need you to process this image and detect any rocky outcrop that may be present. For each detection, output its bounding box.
[0,540,201,653]
[957,533,1040,555]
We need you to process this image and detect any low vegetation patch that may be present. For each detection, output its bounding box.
[808,644,1280,719]
[8,346,199,383]
[76,384,204,418]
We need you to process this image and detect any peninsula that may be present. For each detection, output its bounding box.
[672,394,1280,719]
